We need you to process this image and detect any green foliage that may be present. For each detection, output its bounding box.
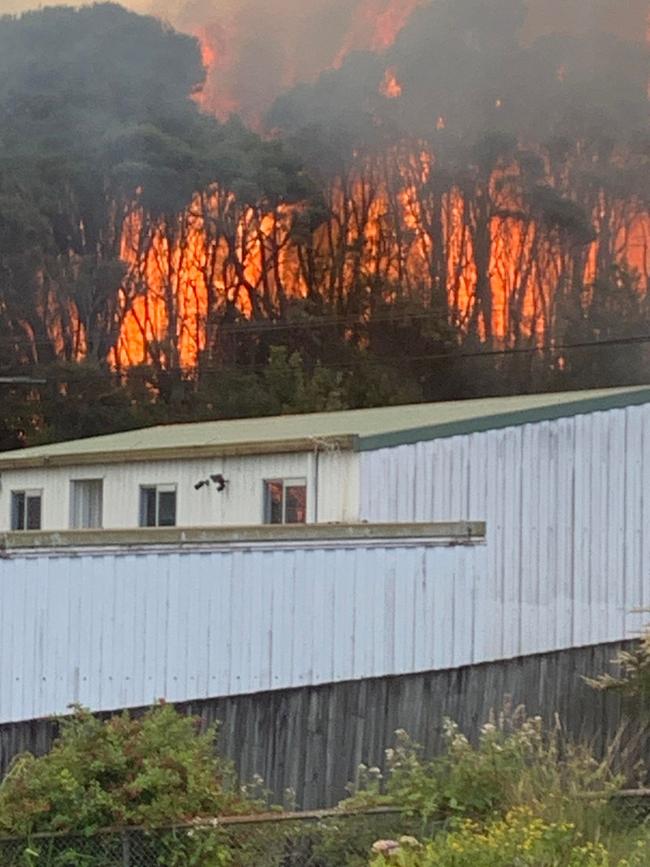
[369,809,650,867]
[0,340,424,448]
[149,827,234,867]
[554,268,650,392]
[347,707,649,867]
[237,345,347,416]
[0,704,250,836]
[345,705,622,825]
[587,621,650,717]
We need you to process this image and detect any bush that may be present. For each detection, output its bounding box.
[369,808,650,867]
[345,702,622,826]
[587,624,650,715]
[0,704,252,836]
[350,705,650,867]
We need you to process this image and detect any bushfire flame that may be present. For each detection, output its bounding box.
[185,0,420,123]
[115,151,649,370]
[109,0,649,371]
[381,67,402,99]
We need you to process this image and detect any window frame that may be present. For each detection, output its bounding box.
[263,477,307,525]
[70,478,104,530]
[139,484,177,528]
[10,489,43,531]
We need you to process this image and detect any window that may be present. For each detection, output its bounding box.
[139,485,177,527]
[264,478,307,525]
[70,479,103,529]
[11,490,42,531]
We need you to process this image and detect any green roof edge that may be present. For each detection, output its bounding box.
[357,387,650,451]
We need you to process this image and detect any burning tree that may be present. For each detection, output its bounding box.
[0,0,648,445]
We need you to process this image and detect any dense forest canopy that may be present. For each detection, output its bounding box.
[0,1,648,448]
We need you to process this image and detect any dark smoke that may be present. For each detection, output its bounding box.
[150,0,420,124]
[268,0,648,145]
[148,0,648,129]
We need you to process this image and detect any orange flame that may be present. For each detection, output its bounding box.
[115,147,649,370]
[186,0,419,122]
[334,0,420,66]
[381,66,402,99]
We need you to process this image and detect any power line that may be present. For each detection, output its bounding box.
[0,308,453,347]
[0,376,46,385]
[4,331,650,383]
[0,306,648,348]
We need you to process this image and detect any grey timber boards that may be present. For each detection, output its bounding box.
[0,642,635,809]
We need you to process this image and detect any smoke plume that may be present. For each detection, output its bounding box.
[5,1,647,126]
[149,0,421,124]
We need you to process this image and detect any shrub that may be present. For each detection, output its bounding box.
[354,705,650,867]
[345,702,622,826]
[369,807,650,867]
[0,703,252,836]
[587,624,650,715]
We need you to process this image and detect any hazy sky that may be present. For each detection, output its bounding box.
[0,0,150,14]
[0,0,203,27]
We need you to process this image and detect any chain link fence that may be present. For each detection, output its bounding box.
[608,789,650,827]
[0,808,434,867]
[1,795,648,866]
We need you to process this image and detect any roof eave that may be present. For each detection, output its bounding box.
[358,387,650,451]
[0,434,359,471]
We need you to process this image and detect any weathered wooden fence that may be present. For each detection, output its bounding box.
[0,641,633,808]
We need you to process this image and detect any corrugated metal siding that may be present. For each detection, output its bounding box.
[0,538,483,724]
[360,404,650,662]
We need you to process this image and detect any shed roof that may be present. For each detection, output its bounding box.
[1,384,649,469]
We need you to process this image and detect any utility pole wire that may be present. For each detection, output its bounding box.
[1,331,650,384]
[0,377,46,385]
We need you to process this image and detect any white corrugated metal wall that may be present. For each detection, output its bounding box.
[0,537,483,724]
[360,404,649,662]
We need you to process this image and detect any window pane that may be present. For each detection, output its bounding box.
[157,490,176,527]
[71,480,103,529]
[11,492,25,531]
[26,494,41,530]
[140,487,157,527]
[285,485,307,524]
[265,481,284,524]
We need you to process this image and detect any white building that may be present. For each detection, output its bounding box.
[1,384,650,725]
[2,385,649,535]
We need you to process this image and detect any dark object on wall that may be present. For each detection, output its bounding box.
[210,474,228,491]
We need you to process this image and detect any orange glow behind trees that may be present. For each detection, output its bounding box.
[114,143,649,370]
[103,1,650,374]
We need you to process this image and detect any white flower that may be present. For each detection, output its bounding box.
[372,839,401,855]
[399,836,422,849]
